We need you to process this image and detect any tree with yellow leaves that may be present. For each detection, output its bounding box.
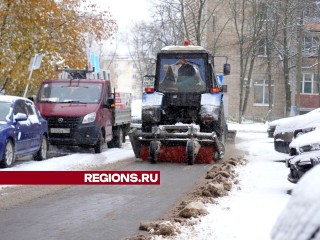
[0,0,117,96]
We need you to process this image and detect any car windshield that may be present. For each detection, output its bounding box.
[158,58,206,93]
[38,82,103,104]
[0,101,12,122]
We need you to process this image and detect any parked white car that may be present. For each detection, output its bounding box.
[284,127,320,183]
[273,108,320,153]
[130,99,142,129]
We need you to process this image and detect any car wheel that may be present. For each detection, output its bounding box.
[34,135,48,161]
[274,140,290,154]
[0,139,15,168]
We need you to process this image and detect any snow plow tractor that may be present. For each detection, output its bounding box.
[129,42,233,165]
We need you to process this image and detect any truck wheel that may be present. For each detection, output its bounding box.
[94,130,104,153]
[115,127,123,148]
[0,139,15,168]
[107,127,122,148]
[186,141,194,165]
[34,135,48,161]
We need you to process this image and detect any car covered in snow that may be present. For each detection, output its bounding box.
[267,118,289,138]
[285,151,320,183]
[0,95,48,168]
[271,164,320,240]
[273,108,320,153]
[289,127,320,155]
[285,127,320,183]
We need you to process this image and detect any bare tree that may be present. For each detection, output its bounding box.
[228,0,265,123]
[270,0,317,116]
[127,0,230,68]
[127,0,185,90]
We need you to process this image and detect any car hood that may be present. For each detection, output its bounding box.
[290,127,320,152]
[36,103,100,117]
[268,117,291,127]
[274,112,320,135]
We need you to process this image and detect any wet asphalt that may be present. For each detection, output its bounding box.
[0,159,211,240]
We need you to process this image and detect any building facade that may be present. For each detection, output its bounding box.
[204,0,320,121]
[102,57,143,100]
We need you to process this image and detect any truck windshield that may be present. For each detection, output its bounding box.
[158,58,206,93]
[38,82,103,104]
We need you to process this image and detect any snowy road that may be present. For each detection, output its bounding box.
[0,147,212,240]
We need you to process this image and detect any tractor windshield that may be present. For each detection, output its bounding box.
[158,57,206,93]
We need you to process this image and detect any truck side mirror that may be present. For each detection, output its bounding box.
[223,63,231,75]
[105,98,115,108]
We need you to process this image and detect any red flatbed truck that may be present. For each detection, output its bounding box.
[35,68,131,153]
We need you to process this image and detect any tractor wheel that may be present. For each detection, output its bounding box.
[149,141,158,164]
[186,141,195,165]
[142,123,153,133]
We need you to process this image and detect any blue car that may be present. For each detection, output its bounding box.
[0,95,49,168]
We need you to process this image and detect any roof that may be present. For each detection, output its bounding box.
[0,95,27,103]
[43,79,107,83]
[161,45,207,51]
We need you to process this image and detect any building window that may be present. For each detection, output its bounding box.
[303,36,319,56]
[254,79,274,105]
[258,39,267,56]
[301,73,314,94]
[303,2,320,22]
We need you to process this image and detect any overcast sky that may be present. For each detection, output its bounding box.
[107,0,150,26]
[92,0,151,55]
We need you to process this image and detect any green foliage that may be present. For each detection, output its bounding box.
[0,0,117,96]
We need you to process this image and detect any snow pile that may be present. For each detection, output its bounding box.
[135,156,248,240]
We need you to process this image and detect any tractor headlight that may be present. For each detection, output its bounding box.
[82,112,96,124]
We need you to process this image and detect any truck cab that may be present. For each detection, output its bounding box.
[35,69,131,153]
